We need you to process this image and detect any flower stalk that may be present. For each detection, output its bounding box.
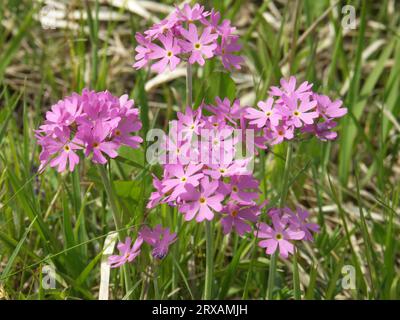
[186,62,193,110]
[98,165,124,237]
[98,165,133,294]
[204,220,213,299]
[267,142,294,299]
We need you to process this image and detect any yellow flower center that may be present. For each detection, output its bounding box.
[167,51,173,57]
[194,43,201,50]
[115,129,121,136]
[293,110,300,117]
[275,233,283,240]
[231,210,238,217]
[64,145,70,152]
[199,197,206,204]
[266,111,272,116]
[232,186,238,192]
[181,177,187,182]
[93,142,100,148]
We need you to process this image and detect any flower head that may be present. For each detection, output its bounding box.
[269,76,313,101]
[180,177,224,222]
[245,97,281,128]
[133,4,243,73]
[280,94,318,128]
[108,237,143,268]
[148,32,181,73]
[216,36,243,70]
[256,214,305,258]
[140,225,177,259]
[179,24,218,66]
[288,207,320,241]
[36,89,142,172]
[314,94,347,120]
[221,202,259,236]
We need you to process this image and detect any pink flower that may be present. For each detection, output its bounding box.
[163,129,192,165]
[139,224,177,259]
[162,163,204,200]
[270,76,313,101]
[108,237,143,268]
[206,97,245,122]
[280,95,318,128]
[314,94,347,120]
[221,174,260,204]
[245,97,281,128]
[133,33,153,70]
[46,129,81,173]
[177,106,203,140]
[176,3,209,22]
[36,89,142,172]
[39,95,82,132]
[256,215,305,258]
[216,36,243,70]
[179,24,217,66]
[302,120,338,141]
[221,202,259,236]
[203,159,248,180]
[144,15,179,40]
[133,5,242,72]
[147,174,164,209]
[269,124,294,145]
[80,122,119,164]
[179,177,224,222]
[288,207,320,241]
[148,32,181,73]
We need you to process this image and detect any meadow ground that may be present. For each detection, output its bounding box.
[0,0,399,300]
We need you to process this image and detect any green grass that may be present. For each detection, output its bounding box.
[0,0,399,300]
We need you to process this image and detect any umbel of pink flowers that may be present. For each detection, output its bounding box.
[133,3,243,73]
[108,225,177,268]
[248,77,347,146]
[130,75,345,263]
[36,89,143,172]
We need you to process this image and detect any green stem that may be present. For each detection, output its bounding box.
[186,62,193,110]
[97,165,132,294]
[153,263,160,299]
[267,142,294,300]
[280,142,293,208]
[267,251,277,299]
[98,165,124,237]
[203,221,213,299]
[293,248,301,299]
[242,231,257,299]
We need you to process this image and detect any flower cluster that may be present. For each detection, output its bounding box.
[36,89,142,172]
[147,96,264,235]
[247,76,347,147]
[256,207,320,258]
[133,3,243,73]
[108,225,176,268]
[146,76,342,254]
